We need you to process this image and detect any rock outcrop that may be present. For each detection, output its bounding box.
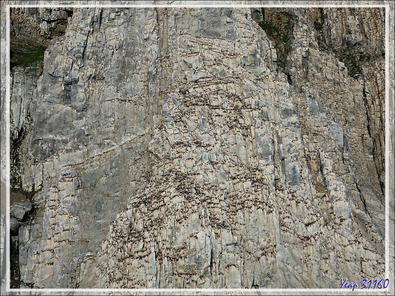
[10,7,73,46]
[4,5,391,290]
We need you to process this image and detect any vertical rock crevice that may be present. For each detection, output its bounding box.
[9,7,386,289]
[253,7,385,225]
[9,7,73,288]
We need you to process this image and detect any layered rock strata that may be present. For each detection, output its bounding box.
[7,6,388,289]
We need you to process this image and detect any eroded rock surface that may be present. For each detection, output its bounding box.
[11,8,73,45]
[9,7,386,289]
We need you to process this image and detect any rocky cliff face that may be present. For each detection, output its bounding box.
[7,6,389,289]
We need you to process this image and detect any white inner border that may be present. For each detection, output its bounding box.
[4,2,391,295]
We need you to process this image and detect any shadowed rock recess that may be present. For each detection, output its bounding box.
[9,7,385,288]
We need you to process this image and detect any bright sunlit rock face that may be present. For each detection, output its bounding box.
[7,6,386,289]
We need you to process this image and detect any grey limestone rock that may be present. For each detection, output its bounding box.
[10,201,32,221]
[10,218,20,234]
[6,5,390,290]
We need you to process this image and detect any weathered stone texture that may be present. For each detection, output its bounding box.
[10,8,73,45]
[8,7,387,289]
